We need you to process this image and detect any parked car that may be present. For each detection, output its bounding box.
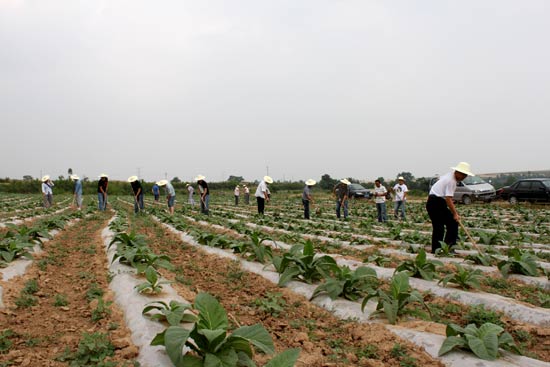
[348,183,372,199]
[496,178,550,204]
[429,175,496,204]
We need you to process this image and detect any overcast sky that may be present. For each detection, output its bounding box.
[1,0,548,183]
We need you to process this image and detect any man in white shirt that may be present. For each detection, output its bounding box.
[255,176,272,215]
[393,177,408,220]
[234,185,240,206]
[373,179,388,223]
[187,184,195,207]
[426,162,473,254]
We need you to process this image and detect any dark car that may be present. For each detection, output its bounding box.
[496,178,550,204]
[349,183,372,199]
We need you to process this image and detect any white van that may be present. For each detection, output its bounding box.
[429,175,496,205]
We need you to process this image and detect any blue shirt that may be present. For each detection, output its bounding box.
[152,184,160,195]
[74,180,82,195]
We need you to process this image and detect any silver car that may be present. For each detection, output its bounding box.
[430,175,496,205]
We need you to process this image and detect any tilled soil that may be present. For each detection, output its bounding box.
[129,212,445,367]
[0,212,139,367]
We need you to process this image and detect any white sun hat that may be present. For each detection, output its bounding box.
[340,178,351,185]
[70,175,79,180]
[398,176,405,181]
[264,176,273,184]
[99,173,109,178]
[127,176,138,183]
[305,179,316,186]
[157,179,168,186]
[451,162,474,176]
[195,175,206,181]
[42,175,50,182]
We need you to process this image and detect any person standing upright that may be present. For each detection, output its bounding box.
[302,179,316,219]
[157,179,176,215]
[234,185,240,206]
[243,185,250,205]
[255,176,273,215]
[333,179,350,219]
[41,175,54,208]
[393,176,408,220]
[98,174,109,211]
[71,175,83,210]
[187,184,195,207]
[195,175,210,215]
[128,176,144,213]
[373,179,388,223]
[427,162,473,254]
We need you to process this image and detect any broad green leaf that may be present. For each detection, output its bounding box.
[264,348,300,367]
[231,324,275,354]
[198,329,227,352]
[180,354,204,367]
[164,326,191,366]
[382,299,399,325]
[195,293,229,331]
[438,335,466,356]
[278,266,302,286]
[204,349,238,367]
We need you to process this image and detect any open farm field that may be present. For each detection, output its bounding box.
[1,192,549,367]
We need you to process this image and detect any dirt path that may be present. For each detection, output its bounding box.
[128,211,444,367]
[0,212,138,367]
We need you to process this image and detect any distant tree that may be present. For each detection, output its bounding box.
[23,175,33,181]
[227,175,244,182]
[396,172,415,183]
[171,177,181,183]
[58,175,65,181]
[376,177,385,184]
[319,174,338,190]
[68,168,73,175]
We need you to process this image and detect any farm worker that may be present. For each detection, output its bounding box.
[187,184,195,207]
[373,179,388,223]
[393,176,408,220]
[243,185,250,205]
[333,179,350,219]
[152,183,160,203]
[195,175,210,215]
[302,179,316,219]
[41,175,54,208]
[255,176,273,215]
[128,176,144,213]
[97,173,109,211]
[234,185,240,206]
[70,175,83,210]
[426,162,473,254]
[157,179,176,215]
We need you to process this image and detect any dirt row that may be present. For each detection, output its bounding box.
[0,211,139,367]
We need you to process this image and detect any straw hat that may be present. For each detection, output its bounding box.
[195,175,206,181]
[157,179,168,186]
[340,178,351,185]
[41,175,50,182]
[99,173,109,178]
[264,176,273,184]
[398,176,405,181]
[305,179,316,186]
[127,176,138,183]
[70,175,79,180]
[451,162,474,176]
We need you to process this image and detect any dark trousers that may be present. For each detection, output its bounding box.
[235,195,239,206]
[257,197,265,215]
[303,199,310,219]
[426,195,458,253]
[134,193,144,213]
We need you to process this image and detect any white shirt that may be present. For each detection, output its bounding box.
[374,185,387,204]
[234,187,240,196]
[393,183,408,201]
[429,172,457,198]
[244,187,249,194]
[187,186,194,195]
[255,181,268,198]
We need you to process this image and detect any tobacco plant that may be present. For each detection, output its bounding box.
[361,272,430,325]
[311,265,378,301]
[395,249,443,281]
[152,293,299,367]
[497,248,539,277]
[438,323,519,360]
[143,300,197,326]
[438,263,483,290]
[271,240,338,286]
